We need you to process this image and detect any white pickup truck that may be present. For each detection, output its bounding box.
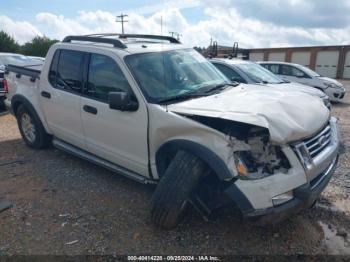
[5,34,340,229]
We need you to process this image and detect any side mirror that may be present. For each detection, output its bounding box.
[108,92,138,112]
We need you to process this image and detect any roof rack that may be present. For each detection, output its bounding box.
[118,34,181,44]
[62,35,127,49]
[62,34,181,49]
[83,33,181,44]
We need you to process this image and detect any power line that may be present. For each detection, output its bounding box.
[116,13,128,34]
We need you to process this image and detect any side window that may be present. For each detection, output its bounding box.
[56,50,85,93]
[281,65,305,77]
[213,63,245,83]
[87,54,132,102]
[269,64,279,74]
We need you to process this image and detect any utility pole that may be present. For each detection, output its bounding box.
[116,13,128,34]
[169,31,181,40]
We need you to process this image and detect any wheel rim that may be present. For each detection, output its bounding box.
[21,113,36,143]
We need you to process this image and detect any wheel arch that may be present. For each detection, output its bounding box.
[11,94,50,133]
[155,139,235,181]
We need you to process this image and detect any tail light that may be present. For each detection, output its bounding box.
[3,79,9,93]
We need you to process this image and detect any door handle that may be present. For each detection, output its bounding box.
[41,91,51,99]
[83,105,98,115]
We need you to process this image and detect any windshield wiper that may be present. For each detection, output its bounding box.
[158,92,207,104]
[158,82,238,104]
[203,82,239,94]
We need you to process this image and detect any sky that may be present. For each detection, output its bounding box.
[1,0,350,48]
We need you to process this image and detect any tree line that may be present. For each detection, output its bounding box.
[0,31,58,57]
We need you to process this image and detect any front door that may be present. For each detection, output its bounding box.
[80,53,149,177]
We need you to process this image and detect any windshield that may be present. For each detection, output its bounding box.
[0,55,40,67]
[125,49,230,103]
[237,62,284,84]
[296,64,320,77]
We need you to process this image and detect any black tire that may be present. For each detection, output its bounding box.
[151,150,210,229]
[16,105,51,149]
[0,98,6,111]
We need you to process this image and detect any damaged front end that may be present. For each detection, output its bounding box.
[186,115,291,180]
[230,128,290,180]
[184,115,293,220]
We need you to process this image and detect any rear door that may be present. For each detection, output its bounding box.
[40,49,86,149]
[80,52,149,177]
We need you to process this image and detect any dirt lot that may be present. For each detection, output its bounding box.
[0,82,350,256]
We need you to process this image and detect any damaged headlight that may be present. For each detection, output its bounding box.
[231,128,291,180]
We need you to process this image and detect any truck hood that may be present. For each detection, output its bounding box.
[167,85,330,144]
[267,82,326,98]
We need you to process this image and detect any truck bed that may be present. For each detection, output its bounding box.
[5,63,44,110]
[6,64,43,79]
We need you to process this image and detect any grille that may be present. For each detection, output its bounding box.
[295,124,332,162]
[305,125,331,159]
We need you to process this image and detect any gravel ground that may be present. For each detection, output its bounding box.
[0,82,349,256]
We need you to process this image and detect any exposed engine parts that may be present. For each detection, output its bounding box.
[230,128,291,180]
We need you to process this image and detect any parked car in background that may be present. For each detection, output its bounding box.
[0,68,7,110]
[258,61,346,102]
[28,56,45,62]
[5,34,340,229]
[0,53,43,67]
[0,53,44,110]
[211,58,331,109]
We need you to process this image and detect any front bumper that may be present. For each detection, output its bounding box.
[327,87,346,102]
[244,155,338,225]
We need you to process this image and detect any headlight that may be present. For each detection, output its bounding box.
[324,82,337,88]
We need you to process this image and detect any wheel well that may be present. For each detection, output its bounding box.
[11,95,48,134]
[155,140,235,181]
[156,146,239,219]
[156,146,177,178]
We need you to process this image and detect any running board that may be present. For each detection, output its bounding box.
[52,138,155,184]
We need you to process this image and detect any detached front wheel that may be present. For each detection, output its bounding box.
[16,105,51,149]
[151,150,210,229]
